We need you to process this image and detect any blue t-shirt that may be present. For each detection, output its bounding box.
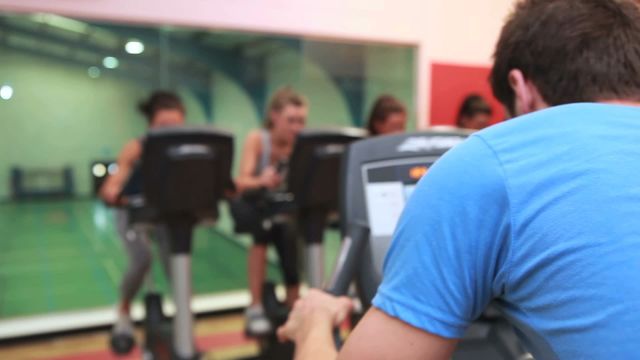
[372,103,640,359]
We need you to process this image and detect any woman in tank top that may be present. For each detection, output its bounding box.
[235,87,308,336]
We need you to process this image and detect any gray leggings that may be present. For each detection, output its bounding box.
[115,209,171,302]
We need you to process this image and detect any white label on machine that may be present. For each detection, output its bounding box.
[403,184,417,201]
[365,182,406,237]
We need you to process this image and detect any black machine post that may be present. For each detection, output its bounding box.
[326,131,529,359]
[286,128,366,288]
[326,222,369,296]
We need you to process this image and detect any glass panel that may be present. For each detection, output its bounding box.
[0,13,416,320]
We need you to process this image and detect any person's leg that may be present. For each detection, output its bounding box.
[153,224,172,280]
[245,230,271,335]
[113,210,152,334]
[272,222,300,307]
[248,243,267,305]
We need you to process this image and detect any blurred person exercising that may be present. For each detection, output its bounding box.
[101,91,186,340]
[235,87,308,335]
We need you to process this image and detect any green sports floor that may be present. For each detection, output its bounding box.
[0,199,341,319]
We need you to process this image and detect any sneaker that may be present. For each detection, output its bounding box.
[110,313,135,354]
[245,304,272,336]
[112,312,134,336]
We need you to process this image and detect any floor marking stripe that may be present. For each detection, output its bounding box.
[0,290,257,339]
[102,259,120,287]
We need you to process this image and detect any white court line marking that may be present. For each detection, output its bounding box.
[0,284,307,340]
[102,259,121,287]
[73,205,105,253]
[0,290,256,340]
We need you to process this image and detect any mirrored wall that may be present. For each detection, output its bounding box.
[0,13,417,320]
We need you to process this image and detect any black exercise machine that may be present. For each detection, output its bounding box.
[287,128,366,287]
[110,126,234,360]
[234,127,365,359]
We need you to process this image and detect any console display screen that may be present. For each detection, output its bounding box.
[363,157,438,237]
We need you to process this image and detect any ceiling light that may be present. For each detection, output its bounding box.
[102,56,119,69]
[88,66,101,78]
[0,85,13,100]
[92,163,107,178]
[125,40,145,55]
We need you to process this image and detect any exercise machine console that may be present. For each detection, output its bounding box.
[328,131,530,359]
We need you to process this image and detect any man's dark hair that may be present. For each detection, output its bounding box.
[490,0,640,114]
[138,91,185,124]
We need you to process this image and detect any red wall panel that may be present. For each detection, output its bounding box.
[429,62,505,127]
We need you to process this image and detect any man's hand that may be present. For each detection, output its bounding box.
[277,289,353,344]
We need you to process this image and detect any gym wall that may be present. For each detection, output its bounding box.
[0,50,206,200]
[365,45,416,131]
[0,50,145,200]
[0,0,518,128]
[429,62,505,126]
[267,47,352,128]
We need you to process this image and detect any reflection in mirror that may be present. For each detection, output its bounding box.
[0,12,416,359]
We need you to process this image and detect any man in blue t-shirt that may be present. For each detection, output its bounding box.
[277,0,640,359]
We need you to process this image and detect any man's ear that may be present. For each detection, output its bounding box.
[508,69,547,116]
[509,69,533,116]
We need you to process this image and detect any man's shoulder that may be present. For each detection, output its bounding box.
[477,104,571,136]
[470,103,601,155]
[478,103,627,138]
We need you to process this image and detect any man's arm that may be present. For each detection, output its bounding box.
[277,290,347,360]
[278,290,457,360]
[339,307,457,360]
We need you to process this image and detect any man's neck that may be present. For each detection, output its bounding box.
[599,99,640,107]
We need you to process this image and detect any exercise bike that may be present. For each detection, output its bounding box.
[109,126,234,360]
